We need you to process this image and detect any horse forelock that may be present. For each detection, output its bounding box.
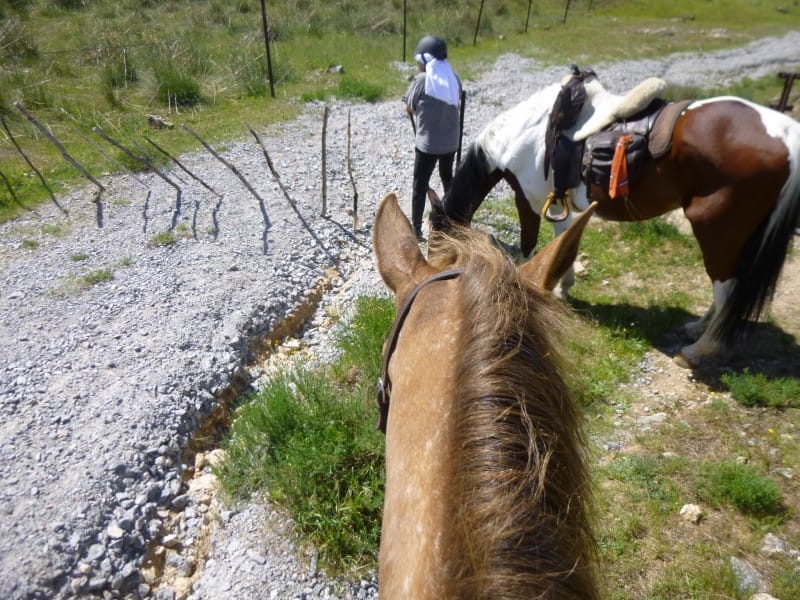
[429,229,598,598]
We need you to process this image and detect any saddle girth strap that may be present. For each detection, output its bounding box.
[375,268,463,434]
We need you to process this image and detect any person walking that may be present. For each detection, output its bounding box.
[403,35,462,241]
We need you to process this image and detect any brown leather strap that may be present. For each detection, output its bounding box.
[375,268,462,434]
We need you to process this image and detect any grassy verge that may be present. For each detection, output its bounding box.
[215,296,394,574]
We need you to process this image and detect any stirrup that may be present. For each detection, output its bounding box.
[542,191,571,222]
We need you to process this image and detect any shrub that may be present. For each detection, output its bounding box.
[231,47,270,98]
[721,369,800,408]
[336,76,383,103]
[695,460,782,516]
[154,66,201,107]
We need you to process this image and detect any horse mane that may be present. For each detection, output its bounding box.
[428,230,598,599]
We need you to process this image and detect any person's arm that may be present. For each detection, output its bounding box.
[403,75,423,115]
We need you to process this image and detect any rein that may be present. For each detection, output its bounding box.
[375,268,462,434]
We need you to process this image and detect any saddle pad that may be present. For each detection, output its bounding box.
[649,99,693,158]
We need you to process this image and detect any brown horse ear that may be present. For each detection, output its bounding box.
[373,193,433,297]
[519,202,597,291]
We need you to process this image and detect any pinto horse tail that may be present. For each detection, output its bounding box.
[718,147,800,341]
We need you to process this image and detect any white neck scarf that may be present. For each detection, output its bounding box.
[415,52,460,107]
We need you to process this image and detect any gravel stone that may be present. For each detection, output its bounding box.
[0,32,798,599]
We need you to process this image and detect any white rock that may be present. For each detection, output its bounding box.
[679,503,703,524]
[760,533,788,555]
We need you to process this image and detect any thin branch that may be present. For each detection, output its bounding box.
[14,101,104,192]
[248,123,340,269]
[347,109,358,230]
[321,105,329,216]
[182,123,270,253]
[1,113,67,214]
[143,135,221,197]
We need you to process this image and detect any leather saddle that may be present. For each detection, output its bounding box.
[546,67,693,203]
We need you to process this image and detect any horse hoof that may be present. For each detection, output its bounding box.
[673,353,696,369]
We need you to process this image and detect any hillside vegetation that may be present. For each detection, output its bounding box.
[1,0,798,219]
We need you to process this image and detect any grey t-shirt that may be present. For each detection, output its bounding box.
[404,73,461,155]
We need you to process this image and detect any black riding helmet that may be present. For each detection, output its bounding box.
[415,35,447,62]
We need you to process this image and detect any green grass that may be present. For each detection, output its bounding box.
[773,565,800,599]
[694,460,783,516]
[331,296,395,383]
[216,370,385,572]
[71,267,114,290]
[149,231,177,247]
[215,295,395,573]
[722,369,800,408]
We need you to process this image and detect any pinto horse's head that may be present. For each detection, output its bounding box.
[428,143,504,237]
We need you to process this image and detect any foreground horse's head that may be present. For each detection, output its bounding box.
[373,193,599,599]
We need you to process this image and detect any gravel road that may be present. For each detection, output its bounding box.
[1,30,799,600]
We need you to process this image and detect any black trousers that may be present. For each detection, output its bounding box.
[412,149,455,232]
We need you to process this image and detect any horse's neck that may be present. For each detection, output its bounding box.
[379,293,466,598]
[477,84,560,171]
[466,85,558,210]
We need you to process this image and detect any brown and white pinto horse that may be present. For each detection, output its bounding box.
[373,192,598,599]
[431,71,800,367]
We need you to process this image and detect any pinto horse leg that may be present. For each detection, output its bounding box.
[683,304,715,341]
[675,279,734,368]
[511,185,541,257]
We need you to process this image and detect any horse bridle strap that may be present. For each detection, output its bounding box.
[375,268,462,434]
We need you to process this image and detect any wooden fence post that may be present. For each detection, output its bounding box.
[525,0,533,33]
[403,0,408,62]
[260,0,276,98]
[321,105,329,216]
[473,0,485,46]
[562,0,572,24]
